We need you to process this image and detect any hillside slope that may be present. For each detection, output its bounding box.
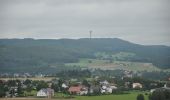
[0,38,169,73]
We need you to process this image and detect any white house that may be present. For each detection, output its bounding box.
[101,89,106,93]
[80,87,88,95]
[100,81,117,94]
[37,89,47,97]
[37,88,54,97]
[102,85,107,90]
[132,83,142,89]
[106,87,112,93]
[101,85,113,94]
[62,83,68,88]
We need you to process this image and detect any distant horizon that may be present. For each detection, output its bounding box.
[0,37,170,46]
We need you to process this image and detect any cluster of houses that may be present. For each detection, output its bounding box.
[1,71,169,98]
[36,82,170,98]
[36,80,118,97]
[36,80,144,98]
[65,80,119,95]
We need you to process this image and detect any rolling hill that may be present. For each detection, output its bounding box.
[0,38,170,73]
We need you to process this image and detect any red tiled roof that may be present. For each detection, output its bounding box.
[68,86,82,92]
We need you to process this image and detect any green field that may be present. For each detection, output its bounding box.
[56,91,149,100]
[66,58,165,72]
[0,92,149,100]
[76,92,148,100]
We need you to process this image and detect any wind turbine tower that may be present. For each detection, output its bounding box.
[89,30,92,39]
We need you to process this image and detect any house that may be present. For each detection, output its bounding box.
[150,83,170,93]
[100,85,113,94]
[150,87,170,93]
[110,85,117,89]
[89,85,100,94]
[68,85,88,95]
[100,80,109,85]
[132,83,142,89]
[37,88,54,98]
[8,86,18,97]
[80,87,88,95]
[62,83,68,89]
[168,77,170,81]
[125,82,130,88]
[123,70,133,78]
[99,80,117,94]
[164,83,170,88]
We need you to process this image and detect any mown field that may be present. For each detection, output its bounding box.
[0,77,55,82]
[0,91,149,100]
[76,92,148,100]
[66,58,165,72]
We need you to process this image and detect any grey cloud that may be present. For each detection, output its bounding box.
[0,0,170,45]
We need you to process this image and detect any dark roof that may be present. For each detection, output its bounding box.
[39,88,54,94]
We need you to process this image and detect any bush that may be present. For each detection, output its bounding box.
[137,94,144,100]
[145,93,148,95]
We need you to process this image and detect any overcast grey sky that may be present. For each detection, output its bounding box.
[0,0,170,45]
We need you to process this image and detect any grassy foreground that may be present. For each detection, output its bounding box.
[76,92,148,100]
[0,91,149,100]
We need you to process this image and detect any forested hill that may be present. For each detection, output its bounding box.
[0,38,170,72]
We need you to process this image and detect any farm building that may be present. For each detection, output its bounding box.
[37,88,54,98]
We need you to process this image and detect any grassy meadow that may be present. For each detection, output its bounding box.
[0,91,149,100]
[76,91,148,100]
[66,58,163,72]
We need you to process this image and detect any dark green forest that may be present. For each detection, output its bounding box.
[0,38,170,73]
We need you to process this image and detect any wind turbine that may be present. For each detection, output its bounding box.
[89,30,92,39]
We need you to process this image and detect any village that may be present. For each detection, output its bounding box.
[0,69,170,99]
